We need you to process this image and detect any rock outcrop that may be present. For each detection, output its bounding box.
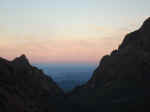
[67,17,150,112]
[88,17,150,88]
[0,55,65,112]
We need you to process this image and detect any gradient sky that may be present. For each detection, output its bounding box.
[0,0,149,64]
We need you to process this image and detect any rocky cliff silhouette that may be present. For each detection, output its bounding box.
[0,18,150,112]
[0,55,66,112]
[67,17,150,112]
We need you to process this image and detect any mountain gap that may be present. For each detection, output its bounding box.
[0,18,150,112]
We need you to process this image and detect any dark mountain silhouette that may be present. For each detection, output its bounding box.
[0,17,150,112]
[0,55,66,112]
[67,17,150,112]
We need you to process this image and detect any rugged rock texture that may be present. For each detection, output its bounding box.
[88,17,150,87]
[67,17,150,112]
[0,55,65,112]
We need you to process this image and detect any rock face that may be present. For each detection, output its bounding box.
[88,17,150,87]
[0,55,65,112]
[67,17,150,112]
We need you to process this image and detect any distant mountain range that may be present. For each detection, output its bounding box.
[0,17,150,112]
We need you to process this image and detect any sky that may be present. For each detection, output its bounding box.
[0,0,149,64]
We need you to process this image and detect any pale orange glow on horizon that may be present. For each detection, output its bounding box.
[0,20,142,64]
[0,28,125,64]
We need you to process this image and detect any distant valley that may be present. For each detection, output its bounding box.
[34,64,96,91]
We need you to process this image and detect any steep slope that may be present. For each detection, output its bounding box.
[88,17,150,88]
[0,55,65,112]
[67,17,150,112]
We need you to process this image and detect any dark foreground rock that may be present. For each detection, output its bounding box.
[67,17,150,112]
[0,55,67,112]
[0,18,150,112]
